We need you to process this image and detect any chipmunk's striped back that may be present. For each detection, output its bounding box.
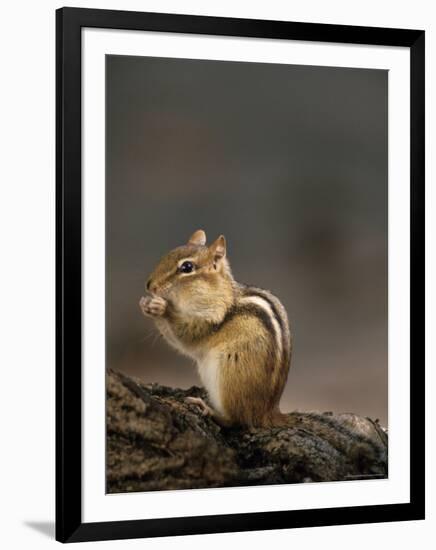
[239,284,291,372]
[237,285,292,404]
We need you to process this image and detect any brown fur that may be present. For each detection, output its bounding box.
[140,230,292,428]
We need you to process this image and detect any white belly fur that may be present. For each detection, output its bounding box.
[156,320,224,414]
[196,352,223,415]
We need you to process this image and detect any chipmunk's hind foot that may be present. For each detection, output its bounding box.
[185,396,214,417]
[185,396,232,428]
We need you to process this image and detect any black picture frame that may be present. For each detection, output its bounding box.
[56,7,425,543]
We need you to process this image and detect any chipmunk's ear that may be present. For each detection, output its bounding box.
[187,229,206,246]
[209,235,226,261]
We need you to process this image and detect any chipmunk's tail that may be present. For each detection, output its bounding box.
[274,411,298,428]
[259,410,297,429]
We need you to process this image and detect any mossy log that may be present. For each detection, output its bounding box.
[107,369,388,493]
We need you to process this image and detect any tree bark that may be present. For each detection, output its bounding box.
[107,369,388,493]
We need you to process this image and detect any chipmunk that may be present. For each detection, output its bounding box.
[139,229,292,428]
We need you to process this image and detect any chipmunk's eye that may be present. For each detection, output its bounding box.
[179,261,195,274]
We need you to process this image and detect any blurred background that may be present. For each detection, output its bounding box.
[106,55,388,426]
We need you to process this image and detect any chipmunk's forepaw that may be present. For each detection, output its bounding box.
[139,295,167,317]
[185,396,214,417]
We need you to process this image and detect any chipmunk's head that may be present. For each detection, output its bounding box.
[146,230,234,320]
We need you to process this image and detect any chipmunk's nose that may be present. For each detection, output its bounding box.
[146,279,152,291]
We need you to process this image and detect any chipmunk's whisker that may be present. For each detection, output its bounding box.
[150,331,162,348]
[140,329,159,343]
